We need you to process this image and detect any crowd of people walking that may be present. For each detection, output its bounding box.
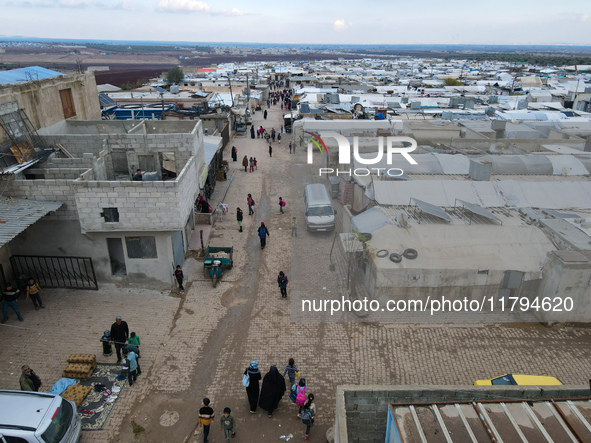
[192,79,317,441]
[222,358,316,441]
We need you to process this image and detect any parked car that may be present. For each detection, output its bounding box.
[474,374,562,386]
[0,390,82,443]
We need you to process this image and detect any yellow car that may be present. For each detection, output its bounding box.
[474,374,562,386]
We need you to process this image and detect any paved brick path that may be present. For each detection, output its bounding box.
[2,102,591,443]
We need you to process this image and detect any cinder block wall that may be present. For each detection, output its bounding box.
[4,178,78,220]
[73,155,198,233]
[43,134,106,157]
[105,133,196,176]
[27,167,89,180]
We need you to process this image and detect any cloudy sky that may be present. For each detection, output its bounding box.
[2,0,590,46]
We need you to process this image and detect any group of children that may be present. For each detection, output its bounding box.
[122,332,141,387]
[197,358,316,442]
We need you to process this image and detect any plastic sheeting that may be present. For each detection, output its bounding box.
[371,180,591,209]
[547,155,590,176]
[473,155,554,175]
[354,153,445,174]
[0,66,64,85]
[354,153,589,176]
[49,378,77,395]
[351,207,393,233]
[434,154,470,175]
[370,224,553,272]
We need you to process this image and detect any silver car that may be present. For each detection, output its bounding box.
[0,390,82,443]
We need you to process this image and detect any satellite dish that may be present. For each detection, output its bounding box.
[396,211,409,228]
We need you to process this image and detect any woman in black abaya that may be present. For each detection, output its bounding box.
[258,365,286,417]
[244,360,262,413]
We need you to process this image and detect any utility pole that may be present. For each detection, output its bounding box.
[246,72,250,111]
[227,74,234,107]
[574,77,581,110]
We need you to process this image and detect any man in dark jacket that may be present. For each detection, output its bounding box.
[110,316,129,364]
[1,283,23,323]
[258,222,270,249]
[20,365,41,391]
[132,169,143,181]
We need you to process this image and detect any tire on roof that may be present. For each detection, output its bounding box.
[403,248,418,260]
[389,253,402,263]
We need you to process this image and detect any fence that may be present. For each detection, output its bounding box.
[10,255,98,290]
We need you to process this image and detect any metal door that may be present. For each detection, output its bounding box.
[171,231,184,267]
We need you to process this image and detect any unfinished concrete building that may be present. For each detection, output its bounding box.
[0,71,208,290]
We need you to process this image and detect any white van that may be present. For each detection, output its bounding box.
[0,390,82,443]
[304,184,336,231]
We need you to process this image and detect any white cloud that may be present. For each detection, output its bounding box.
[59,0,91,6]
[118,0,138,10]
[20,0,92,7]
[156,0,210,13]
[217,7,244,16]
[156,0,245,16]
[582,14,589,22]
[333,19,350,31]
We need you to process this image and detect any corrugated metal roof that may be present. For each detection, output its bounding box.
[0,197,63,246]
[389,398,591,442]
[0,66,64,85]
[203,135,223,165]
[98,93,116,107]
[0,158,41,176]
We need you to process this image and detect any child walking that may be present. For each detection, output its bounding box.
[277,271,288,298]
[301,394,316,440]
[25,278,45,310]
[283,358,299,387]
[247,194,255,215]
[237,207,243,232]
[220,407,236,442]
[279,197,285,214]
[198,398,215,443]
[128,331,140,347]
[174,265,184,292]
[295,378,307,416]
[291,217,297,237]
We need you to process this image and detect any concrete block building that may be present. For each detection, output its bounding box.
[0,70,208,290]
[3,120,206,289]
